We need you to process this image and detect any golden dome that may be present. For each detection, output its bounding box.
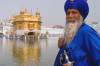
[11,9,41,22]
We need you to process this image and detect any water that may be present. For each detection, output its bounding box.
[0,37,59,66]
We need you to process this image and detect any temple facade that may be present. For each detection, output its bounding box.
[10,9,41,36]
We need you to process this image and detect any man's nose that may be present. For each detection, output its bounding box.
[69,13,74,17]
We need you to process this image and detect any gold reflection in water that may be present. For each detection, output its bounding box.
[0,38,3,49]
[12,39,41,66]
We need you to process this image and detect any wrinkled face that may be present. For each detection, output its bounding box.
[64,9,83,44]
[66,9,82,23]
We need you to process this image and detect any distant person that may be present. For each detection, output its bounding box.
[54,0,100,66]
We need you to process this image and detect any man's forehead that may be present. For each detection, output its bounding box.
[67,9,79,12]
[66,9,81,15]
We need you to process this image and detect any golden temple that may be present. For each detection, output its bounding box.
[10,9,41,32]
[9,9,42,38]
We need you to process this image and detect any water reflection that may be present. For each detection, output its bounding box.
[12,39,41,66]
[0,37,58,66]
[0,38,3,50]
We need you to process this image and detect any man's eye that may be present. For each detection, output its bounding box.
[66,12,70,15]
[72,11,77,14]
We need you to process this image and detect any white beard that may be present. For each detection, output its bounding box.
[64,18,83,44]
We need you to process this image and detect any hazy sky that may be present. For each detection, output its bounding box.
[0,0,100,27]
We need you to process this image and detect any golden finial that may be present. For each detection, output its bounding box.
[36,8,40,15]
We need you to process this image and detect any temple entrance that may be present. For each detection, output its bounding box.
[27,32,35,35]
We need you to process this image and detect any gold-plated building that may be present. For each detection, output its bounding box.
[10,9,41,35]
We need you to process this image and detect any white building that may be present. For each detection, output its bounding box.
[40,26,64,38]
[0,22,3,35]
[0,20,13,36]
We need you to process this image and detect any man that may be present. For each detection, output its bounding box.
[54,0,100,66]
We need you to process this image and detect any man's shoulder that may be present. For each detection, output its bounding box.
[79,23,97,34]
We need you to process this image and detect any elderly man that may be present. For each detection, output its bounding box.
[54,0,100,66]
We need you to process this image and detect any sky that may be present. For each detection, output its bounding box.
[0,0,100,27]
